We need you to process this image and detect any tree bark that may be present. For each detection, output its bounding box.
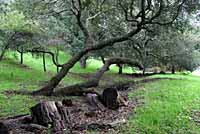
[86,93,106,111]
[43,53,47,72]
[80,56,88,69]
[20,48,23,64]
[0,122,9,134]
[100,56,105,64]
[56,47,59,73]
[117,64,123,74]
[31,101,72,133]
[171,65,175,74]
[100,88,119,110]
[142,67,146,75]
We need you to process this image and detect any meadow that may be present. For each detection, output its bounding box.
[1,52,200,134]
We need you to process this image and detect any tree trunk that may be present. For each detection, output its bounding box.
[117,64,123,74]
[100,56,105,64]
[54,84,97,96]
[142,68,146,75]
[86,88,123,110]
[100,88,119,110]
[80,56,88,69]
[32,49,89,96]
[0,122,9,134]
[32,27,141,96]
[43,53,46,72]
[31,101,72,133]
[20,49,23,65]
[53,58,143,96]
[56,47,59,73]
[86,93,106,111]
[171,65,175,74]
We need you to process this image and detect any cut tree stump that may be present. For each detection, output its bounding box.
[0,122,9,134]
[30,101,72,134]
[86,93,106,111]
[101,88,119,110]
[86,88,127,110]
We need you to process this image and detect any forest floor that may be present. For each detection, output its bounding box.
[1,52,200,133]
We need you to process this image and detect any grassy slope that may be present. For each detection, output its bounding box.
[122,74,200,134]
[0,51,133,117]
[1,52,200,134]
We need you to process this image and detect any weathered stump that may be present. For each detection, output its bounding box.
[86,93,106,111]
[0,122,9,134]
[86,88,128,110]
[101,88,119,110]
[31,101,71,134]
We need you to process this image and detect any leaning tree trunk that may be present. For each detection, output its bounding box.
[100,56,105,64]
[32,27,142,96]
[54,59,112,96]
[53,57,143,96]
[32,50,89,96]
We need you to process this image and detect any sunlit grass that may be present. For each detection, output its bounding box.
[122,75,200,134]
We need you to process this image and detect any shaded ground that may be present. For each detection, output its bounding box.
[1,86,141,134]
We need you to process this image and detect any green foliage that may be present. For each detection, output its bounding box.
[0,10,41,33]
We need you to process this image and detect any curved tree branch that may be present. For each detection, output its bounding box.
[27,49,63,67]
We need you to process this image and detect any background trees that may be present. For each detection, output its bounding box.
[0,0,199,95]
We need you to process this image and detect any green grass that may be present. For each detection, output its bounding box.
[6,51,134,74]
[122,74,200,134]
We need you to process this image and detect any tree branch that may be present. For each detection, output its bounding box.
[27,49,63,67]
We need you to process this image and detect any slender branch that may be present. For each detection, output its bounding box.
[149,0,186,25]
[71,0,90,39]
[27,49,63,67]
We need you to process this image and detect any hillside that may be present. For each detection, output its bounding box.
[1,53,200,133]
